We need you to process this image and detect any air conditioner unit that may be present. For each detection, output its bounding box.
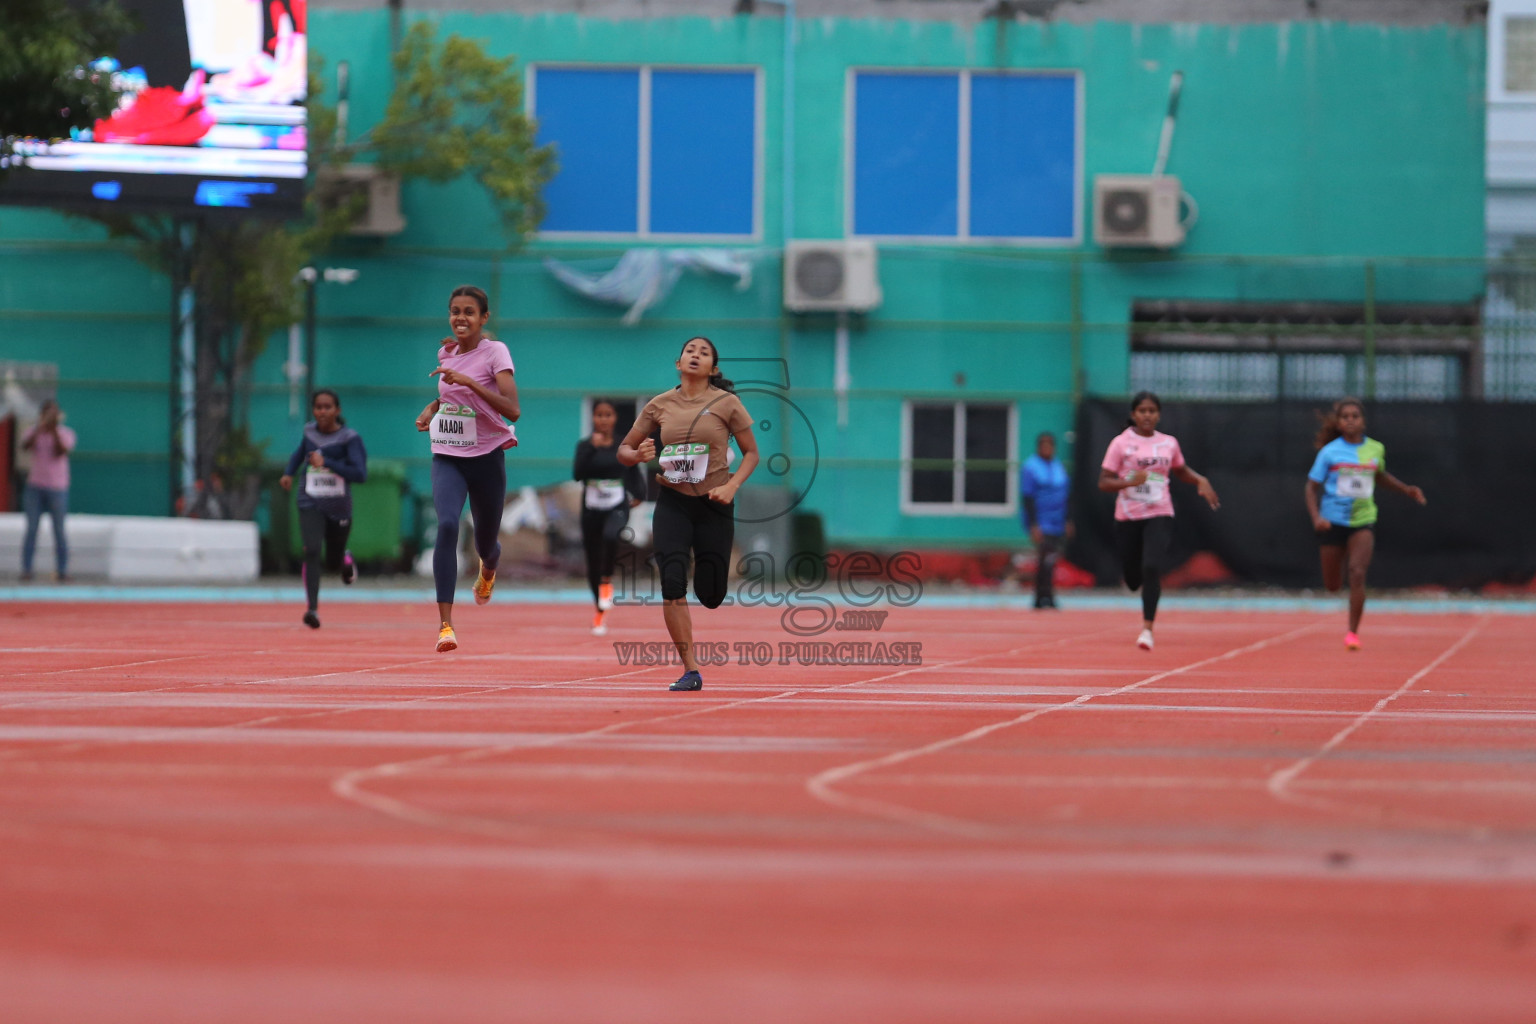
[314,164,406,236]
[1093,174,1186,248]
[784,240,882,313]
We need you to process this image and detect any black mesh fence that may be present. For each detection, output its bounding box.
[1070,399,1536,589]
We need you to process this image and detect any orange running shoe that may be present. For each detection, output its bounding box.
[436,624,458,653]
[591,610,607,637]
[598,581,614,611]
[474,564,496,606]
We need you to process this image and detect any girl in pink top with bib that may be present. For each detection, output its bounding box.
[1098,391,1220,651]
[414,285,521,653]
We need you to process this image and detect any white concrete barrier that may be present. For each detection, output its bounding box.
[0,513,259,582]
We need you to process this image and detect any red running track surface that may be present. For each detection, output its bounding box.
[1,601,1534,1023]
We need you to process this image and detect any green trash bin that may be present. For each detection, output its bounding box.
[286,459,408,567]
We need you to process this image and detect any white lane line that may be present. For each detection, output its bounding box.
[9,759,1536,798]
[271,840,1536,885]
[0,655,459,763]
[328,626,1128,839]
[1266,618,1488,827]
[805,621,1327,838]
[0,653,212,691]
[14,753,1536,804]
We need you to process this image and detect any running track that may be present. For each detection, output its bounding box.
[2,600,1534,1022]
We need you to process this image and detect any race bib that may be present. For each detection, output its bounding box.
[1336,464,1376,499]
[304,468,346,499]
[1127,471,1167,503]
[431,404,478,449]
[659,443,709,485]
[585,479,626,510]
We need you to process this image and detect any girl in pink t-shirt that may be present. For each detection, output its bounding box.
[20,398,76,581]
[1097,391,1220,651]
[413,285,521,653]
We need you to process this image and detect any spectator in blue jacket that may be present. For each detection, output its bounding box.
[1020,431,1072,609]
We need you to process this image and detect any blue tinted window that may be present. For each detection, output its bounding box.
[970,74,1077,239]
[651,70,756,235]
[535,68,640,232]
[853,70,1079,241]
[853,73,959,236]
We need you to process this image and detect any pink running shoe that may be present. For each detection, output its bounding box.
[1344,631,1361,651]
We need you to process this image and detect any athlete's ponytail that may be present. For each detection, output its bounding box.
[1314,397,1364,450]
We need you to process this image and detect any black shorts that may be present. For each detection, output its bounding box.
[1318,523,1373,547]
[652,485,735,608]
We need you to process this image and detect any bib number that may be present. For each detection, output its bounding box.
[431,404,478,449]
[1336,465,1376,499]
[659,443,709,485]
[305,468,345,499]
[585,479,626,510]
[1127,471,1167,503]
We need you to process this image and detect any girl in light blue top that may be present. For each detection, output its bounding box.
[1304,397,1425,651]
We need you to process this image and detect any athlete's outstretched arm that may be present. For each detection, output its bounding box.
[617,412,657,467]
[428,368,519,422]
[1098,467,1145,492]
[415,399,440,431]
[1376,469,1426,505]
[1172,465,1221,510]
[707,427,760,506]
[1304,478,1329,532]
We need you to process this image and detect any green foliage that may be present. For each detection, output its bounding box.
[369,22,556,246]
[0,0,133,156]
[214,425,270,489]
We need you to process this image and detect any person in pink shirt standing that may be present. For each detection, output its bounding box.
[20,398,77,582]
[414,285,521,652]
[1097,391,1220,651]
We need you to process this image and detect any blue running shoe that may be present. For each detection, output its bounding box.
[669,670,703,692]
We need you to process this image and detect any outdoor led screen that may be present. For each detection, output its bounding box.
[0,0,307,215]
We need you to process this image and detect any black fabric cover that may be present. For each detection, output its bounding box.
[1071,399,1536,590]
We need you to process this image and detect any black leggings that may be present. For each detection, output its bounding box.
[581,505,629,606]
[431,450,505,605]
[1116,516,1174,623]
[299,507,351,612]
[652,486,733,609]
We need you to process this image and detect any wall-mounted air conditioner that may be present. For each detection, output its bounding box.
[314,164,406,236]
[1093,174,1187,249]
[783,239,882,313]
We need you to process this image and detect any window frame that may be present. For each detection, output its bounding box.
[1491,2,1536,101]
[899,400,1019,518]
[844,67,1084,246]
[529,63,765,242]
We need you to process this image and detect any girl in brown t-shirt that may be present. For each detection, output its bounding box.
[618,337,760,691]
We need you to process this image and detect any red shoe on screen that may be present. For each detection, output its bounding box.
[93,71,214,147]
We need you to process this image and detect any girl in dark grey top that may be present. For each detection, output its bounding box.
[573,398,646,635]
[280,389,368,628]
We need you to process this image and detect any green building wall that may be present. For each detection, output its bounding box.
[0,13,1485,547]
